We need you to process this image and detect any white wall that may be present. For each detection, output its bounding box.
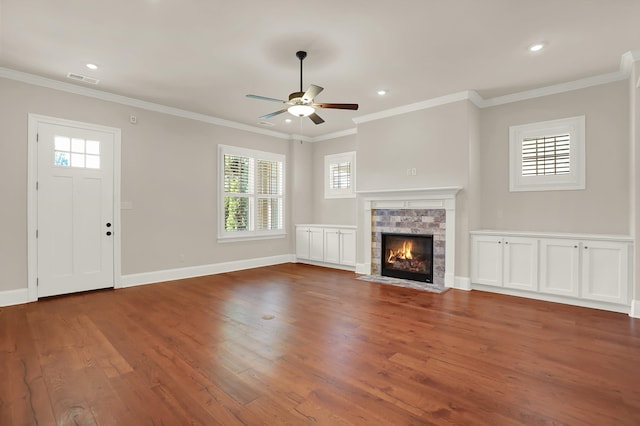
[0,78,305,292]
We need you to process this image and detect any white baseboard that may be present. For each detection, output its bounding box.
[631,299,640,318]
[0,288,30,307]
[120,254,295,288]
[295,259,355,272]
[454,276,471,291]
[472,283,631,315]
[355,263,369,275]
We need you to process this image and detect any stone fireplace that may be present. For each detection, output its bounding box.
[358,187,461,288]
[374,210,444,285]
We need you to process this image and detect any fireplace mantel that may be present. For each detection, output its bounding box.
[358,187,461,288]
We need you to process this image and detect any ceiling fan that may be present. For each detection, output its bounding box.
[246,51,359,125]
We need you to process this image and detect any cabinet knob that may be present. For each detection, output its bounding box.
[574,245,578,248]
[505,241,509,245]
[498,241,501,244]
[584,246,588,249]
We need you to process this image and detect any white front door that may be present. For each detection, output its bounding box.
[36,121,115,297]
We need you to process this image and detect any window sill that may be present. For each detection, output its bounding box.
[325,193,356,199]
[217,232,286,243]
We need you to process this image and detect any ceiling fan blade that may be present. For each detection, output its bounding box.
[302,84,324,103]
[246,94,286,103]
[313,103,359,110]
[308,112,325,125]
[259,109,288,119]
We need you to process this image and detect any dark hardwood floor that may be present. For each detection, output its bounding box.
[1,263,639,425]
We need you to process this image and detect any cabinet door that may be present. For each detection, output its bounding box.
[309,227,325,261]
[539,239,580,297]
[503,237,538,291]
[323,228,341,264]
[471,235,503,287]
[339,229,357,266]
[295,227,310,259]
[581,241,629,304]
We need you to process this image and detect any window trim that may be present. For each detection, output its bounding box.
[218,144,286,242]
[324,151,356,199]
[509,116,585,192]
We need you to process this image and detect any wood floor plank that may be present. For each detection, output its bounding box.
[1,263,639,424]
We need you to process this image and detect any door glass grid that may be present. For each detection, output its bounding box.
[54,136,101,169]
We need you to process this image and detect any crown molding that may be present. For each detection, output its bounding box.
[353,91,475,124]
[288,133,314,143]
[312,127,357,143]
[2,48,639,143]
[479,71,627,108]
[620,50,640,76]
[0,67,291,140]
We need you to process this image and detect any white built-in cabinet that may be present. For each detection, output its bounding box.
[471,231,632,312]
[471,235,538,291]
[296,225,356,269]
[296,226,324,262]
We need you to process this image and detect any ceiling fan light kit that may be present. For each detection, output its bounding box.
[246,50,358,125]
[288,104,315,117]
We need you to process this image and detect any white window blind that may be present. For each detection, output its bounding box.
[521,134,570,176]
[329,162,351,189]
[223,154,252,232]
[255,159,283,230]
[219,145,285,239]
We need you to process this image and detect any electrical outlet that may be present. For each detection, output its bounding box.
[411,168,417,176]
[130,115,137,124]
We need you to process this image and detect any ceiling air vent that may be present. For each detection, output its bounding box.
[258,121,275,127]
[67,72,99,85]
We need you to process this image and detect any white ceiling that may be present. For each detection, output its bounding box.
[2,0,639,139]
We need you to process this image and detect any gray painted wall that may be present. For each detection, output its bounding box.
[0,74,636,297]
[311,134,357,225]
[479,81,630,234]
[355,100,474,277]
[0,78,303,292]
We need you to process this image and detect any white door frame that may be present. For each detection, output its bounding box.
[27,114,122,301]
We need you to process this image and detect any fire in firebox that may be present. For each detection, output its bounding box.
[381,233,433,282]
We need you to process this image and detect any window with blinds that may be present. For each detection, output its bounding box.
[219,145,285,239]
[329,162,351,189]
[521,134,570,176]
[509,116,585,192]
[325,152,356,199]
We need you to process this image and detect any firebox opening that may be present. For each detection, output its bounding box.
[381,233,434,283]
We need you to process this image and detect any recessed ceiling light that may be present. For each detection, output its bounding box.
[529,43,545,52]
[86,63,98,70]
[377,89,387,95]
[285,118,292,123]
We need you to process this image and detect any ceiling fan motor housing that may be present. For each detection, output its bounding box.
[288,91,306,104]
